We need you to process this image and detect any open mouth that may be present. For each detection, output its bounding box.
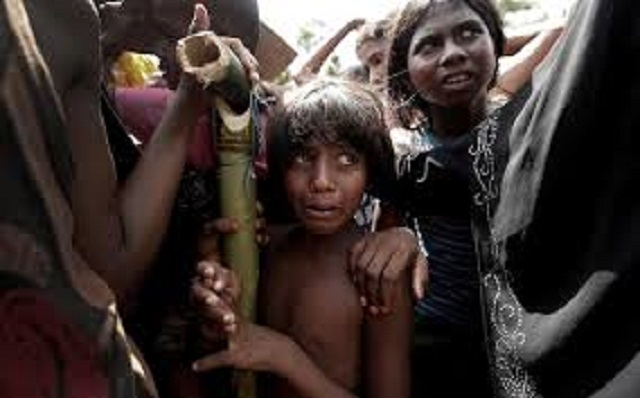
[442,72,474,89]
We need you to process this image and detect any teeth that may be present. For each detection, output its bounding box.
[446,74,470,84]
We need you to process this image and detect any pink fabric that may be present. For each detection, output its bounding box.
[0,289,110,398]
[115,87,215,170]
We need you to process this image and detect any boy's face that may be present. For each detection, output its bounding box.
[285,140,367,235]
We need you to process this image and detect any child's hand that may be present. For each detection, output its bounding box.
[192,260,240,335]
[349,227,428,315]
[198,203,269,260]
[192,322,292,373]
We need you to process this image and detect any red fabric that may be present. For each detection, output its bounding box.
[115,87,216,170]
[0,289,109,398]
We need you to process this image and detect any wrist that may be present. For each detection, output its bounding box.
[169,87,203,126]
[271,334,300,376]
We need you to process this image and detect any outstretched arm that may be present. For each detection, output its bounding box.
[194,322,358,398]
[293,19,365,85]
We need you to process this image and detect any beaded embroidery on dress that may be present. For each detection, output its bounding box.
[469,111,540,398]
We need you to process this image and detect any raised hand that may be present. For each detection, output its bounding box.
[177,4,260,112]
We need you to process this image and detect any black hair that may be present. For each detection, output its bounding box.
[386,0,505,129]
[264,79,396,223]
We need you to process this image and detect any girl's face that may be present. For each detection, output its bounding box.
[407,1,496,110]
[285,140,367,235]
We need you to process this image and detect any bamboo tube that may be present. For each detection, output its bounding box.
[177,31,259,398]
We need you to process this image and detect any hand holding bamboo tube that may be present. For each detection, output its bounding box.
[177,30,260,398]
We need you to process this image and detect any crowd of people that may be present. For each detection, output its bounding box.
[2,0,640,397]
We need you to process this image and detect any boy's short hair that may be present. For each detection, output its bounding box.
[264,79,396,223]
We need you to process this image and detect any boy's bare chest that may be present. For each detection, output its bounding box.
[261,248,363,386]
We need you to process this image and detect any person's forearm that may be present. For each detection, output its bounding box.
[275,338,358,398]
[503,32,537,56]
[294,20,361,84]
[114,88,200,307]
[497,27,564,95]
[302,26,353,73]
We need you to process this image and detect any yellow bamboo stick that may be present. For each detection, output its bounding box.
[177,31,258,398]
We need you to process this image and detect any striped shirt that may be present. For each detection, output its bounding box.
[397,128,482,331]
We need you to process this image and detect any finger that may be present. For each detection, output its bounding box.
[379,249,408,313]
[356,250,378,305]
[412,253,429,301]
[255,217,267,232]
[188,3,210,35]
[214,266,241,303]
[224,38,260,84]
[348,238,366,279]
[193,351,231,372]
[255,216,269,245]
[203,218,240,236]
[256,233,270,247]
[368,305,381,316]
[364,246,393,309]
[349,238,375,296]
[192,282,236,328]
[192,279,217,306]
[196,261,216,282]
[224,271,242,303]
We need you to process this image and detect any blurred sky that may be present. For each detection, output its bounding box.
[257,0,575,73]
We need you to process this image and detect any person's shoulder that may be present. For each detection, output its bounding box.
[28,0,101,90]
[42,0,100,41]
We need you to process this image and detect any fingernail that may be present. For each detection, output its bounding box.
[223,313,235,324]
[192,362,200,371]
[360,296,367,307]
[213,280,224,292]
